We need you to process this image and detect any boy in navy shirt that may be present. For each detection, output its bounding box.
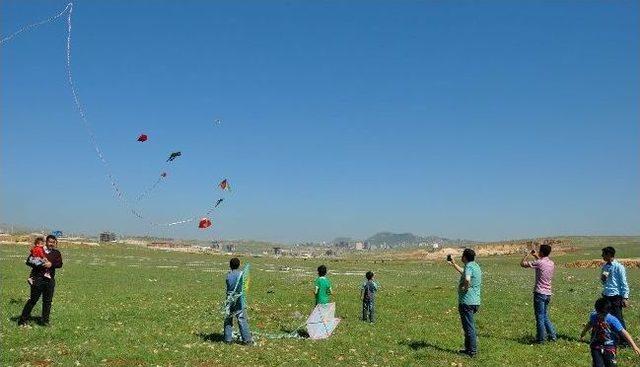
[580,297,640,367]
[361,271,379,323]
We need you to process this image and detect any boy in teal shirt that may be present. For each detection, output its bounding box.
[315,265,332,305]
[448,249,482,357]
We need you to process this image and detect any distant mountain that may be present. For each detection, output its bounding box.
[365,232,474,248]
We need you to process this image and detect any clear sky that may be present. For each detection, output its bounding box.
[1,1,638,243]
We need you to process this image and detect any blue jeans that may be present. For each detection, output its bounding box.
[224,309,252,343]
[533,292,556,342]
[458,304,479,355]
[362,299,375,322]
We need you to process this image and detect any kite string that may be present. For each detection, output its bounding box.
[135,175,164,202]
[63,2,141,218]
[3,2,216,227]
[62,3,201,227]
[0,3,72,45]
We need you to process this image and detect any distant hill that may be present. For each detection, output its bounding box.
[365,232,474,248]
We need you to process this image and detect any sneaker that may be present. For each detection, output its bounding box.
[27,278,33,285]
[18,320,31,328]
[458,349,476,357]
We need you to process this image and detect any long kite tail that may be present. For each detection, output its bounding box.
[2,2,221,228]
[0,3,72,45]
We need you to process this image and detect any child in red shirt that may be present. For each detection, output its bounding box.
[27,237,51,285]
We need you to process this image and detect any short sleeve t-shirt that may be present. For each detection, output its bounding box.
[526,257,555,295]
[458,261,482,305]
[315,276,332,304]
[361,280,379,302]
[589,312,624,349]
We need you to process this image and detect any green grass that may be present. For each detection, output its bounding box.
[2,237,639,366]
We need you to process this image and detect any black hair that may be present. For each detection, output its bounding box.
[462,248,476,262]
[317,265,327,276]
[230,257,240,270]
[602,247,616,257]
[46,235,57,243]
[595,297,611,314]
[366,271,374,280]
[539,244,552,257]
[34,236,45,245]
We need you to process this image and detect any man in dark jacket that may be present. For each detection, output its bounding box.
[19,235,63,326]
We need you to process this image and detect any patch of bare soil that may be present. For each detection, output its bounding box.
[388,239,574,261]
[565,258,640,269]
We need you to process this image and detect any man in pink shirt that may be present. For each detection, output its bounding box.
[520,243,557,343]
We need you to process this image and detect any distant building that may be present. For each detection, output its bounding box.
[225,243,236,252]
[99,232,116,242]
[354,241,364,250]
[431,243,440,250]
[273,247,283,256]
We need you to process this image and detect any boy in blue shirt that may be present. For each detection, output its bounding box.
[223,257,253,345]
[580,297,640,367]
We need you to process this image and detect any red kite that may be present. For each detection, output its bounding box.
[137,134,148,142]
[198,218,212,229]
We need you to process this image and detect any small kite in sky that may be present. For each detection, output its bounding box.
[214,119,222,125]
[198,217,212,229]
[137,134,148,142]
[160,172,168,178]
[166,151,182,162]
[219,178,230,191]
[215,198,224,208]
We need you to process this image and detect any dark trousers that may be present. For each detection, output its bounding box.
[603,295,626,345]
[362,299,375,323]
[20,276,55,324]
[458,304,479,355]
[591,348,616,367]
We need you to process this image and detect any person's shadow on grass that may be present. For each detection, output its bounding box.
[479,332,587,345]
[10,315,48,326]
[196,332,226,343]
[398,340,459,354]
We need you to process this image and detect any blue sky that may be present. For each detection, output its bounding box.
[1,1,638,243]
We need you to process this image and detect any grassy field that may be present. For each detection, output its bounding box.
[1,236,639,366]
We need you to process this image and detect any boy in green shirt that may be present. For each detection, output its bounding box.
[314,265,332,305]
